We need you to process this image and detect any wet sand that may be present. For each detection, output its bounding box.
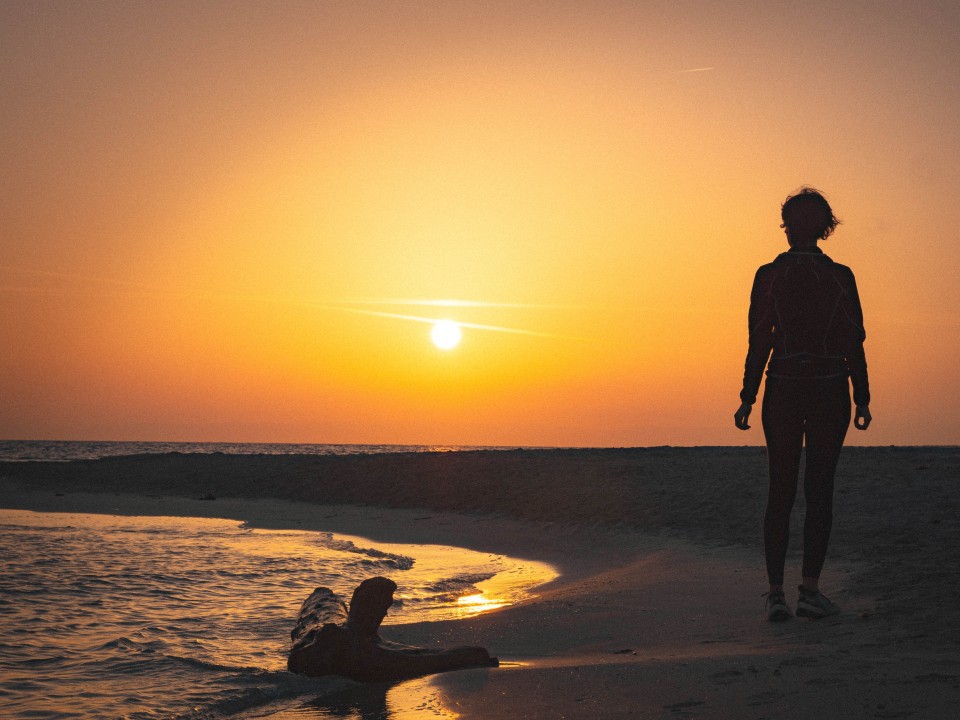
[2,447,958,718]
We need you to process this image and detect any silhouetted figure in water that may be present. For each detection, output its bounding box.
[734,187,871,621]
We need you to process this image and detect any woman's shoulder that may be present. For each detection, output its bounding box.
[820,258,861,295]
[824,256,856,277]
[758,254,788,271]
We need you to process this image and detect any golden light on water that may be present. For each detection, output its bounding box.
[386,675,464,720]
[455,592,508,615]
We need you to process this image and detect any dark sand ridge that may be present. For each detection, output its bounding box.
[2,447,959,718]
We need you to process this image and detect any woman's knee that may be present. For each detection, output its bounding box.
[765,497,795,521]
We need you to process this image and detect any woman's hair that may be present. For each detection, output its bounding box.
[781,187,840,241]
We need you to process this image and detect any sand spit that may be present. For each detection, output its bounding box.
[2,446,959,718]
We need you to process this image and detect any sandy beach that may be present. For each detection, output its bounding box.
[2,447,958,719]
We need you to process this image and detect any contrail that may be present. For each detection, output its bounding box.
[678,67,715,73]
[328,298,597,310]
[0,265,591,341]
[310,305,585,341]
[0,267,596,311]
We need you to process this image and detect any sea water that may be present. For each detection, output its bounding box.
[0,440,525,463]
[0,509,556,719]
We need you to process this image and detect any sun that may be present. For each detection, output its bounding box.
[431,319,462,350]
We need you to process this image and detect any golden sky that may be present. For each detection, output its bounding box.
[2,1,959,446]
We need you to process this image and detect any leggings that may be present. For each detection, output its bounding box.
[761,375,851,586]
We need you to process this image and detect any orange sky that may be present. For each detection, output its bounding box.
[2,1,959,446]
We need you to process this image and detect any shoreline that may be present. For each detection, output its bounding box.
[3,447,958,600]
[3,447,959,718]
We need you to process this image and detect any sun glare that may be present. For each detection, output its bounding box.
[455,592,508,615]
[431,319,462,350]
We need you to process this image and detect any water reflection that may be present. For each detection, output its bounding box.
[262,673,467,719]
[304,683,393,719]
[455,592,508,615]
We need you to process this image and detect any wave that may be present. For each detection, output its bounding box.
[2,654,70,668]
[313,534,415,571]
[403,572,499,604]
[143,672,354,720]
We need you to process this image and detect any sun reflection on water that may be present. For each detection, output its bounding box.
[455,592,508,615]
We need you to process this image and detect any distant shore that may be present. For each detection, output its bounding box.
[3,446,958,718]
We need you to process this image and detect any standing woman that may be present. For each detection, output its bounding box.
[734,187,872,621]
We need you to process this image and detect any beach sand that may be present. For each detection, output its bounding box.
[2,447,958,718]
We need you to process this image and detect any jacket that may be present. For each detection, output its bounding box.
[740,247,870,407]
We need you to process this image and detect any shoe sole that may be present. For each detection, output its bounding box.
[796,604,840,619]
[767,606,792,622]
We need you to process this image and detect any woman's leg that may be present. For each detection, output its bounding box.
[762,378,805,588]
[800,377,851,583]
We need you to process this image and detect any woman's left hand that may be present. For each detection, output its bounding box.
[854,405,872,430]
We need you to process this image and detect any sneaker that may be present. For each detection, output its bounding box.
[764,590,792,621]
[796,585,841,619]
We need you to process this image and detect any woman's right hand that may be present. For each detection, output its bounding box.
[734,402,753,430]
[854,405,872,430]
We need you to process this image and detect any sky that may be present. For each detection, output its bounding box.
[2,0,959,447]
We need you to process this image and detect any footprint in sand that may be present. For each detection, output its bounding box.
[663,699,706,711]
[746,691,782,707]
[710,669,743,685]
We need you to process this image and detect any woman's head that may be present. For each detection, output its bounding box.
[780,187,840,244]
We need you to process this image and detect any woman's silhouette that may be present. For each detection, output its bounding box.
[734,187,871,621]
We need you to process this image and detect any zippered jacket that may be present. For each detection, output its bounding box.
[740,247,870,407]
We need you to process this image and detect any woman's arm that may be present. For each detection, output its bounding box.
[735,266,774,430]
[841,266,870,408]
[739,267,774,405]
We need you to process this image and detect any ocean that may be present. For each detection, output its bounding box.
[0,440,526,463]
[0,441,556,719]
